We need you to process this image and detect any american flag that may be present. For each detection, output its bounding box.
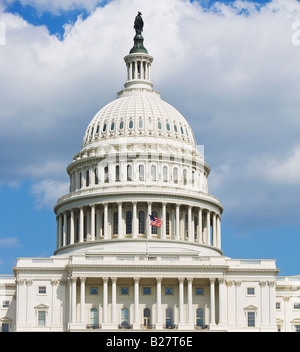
[149,214,162,228]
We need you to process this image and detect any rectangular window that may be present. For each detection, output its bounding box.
[165,287,173,295]
[295,325,300,332]
[39,286,46,294]
[276,302,281,310]
[196,287,203,295]
[247,312,255,327]
[143,287,151,295]
[121,287,129,295]
[247,287,255,296]
[294,302,300,309]
[90,287,98,295]
[2,301,9,308]
[38,311,46,326]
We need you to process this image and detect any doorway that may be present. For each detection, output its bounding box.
[143,308,151,328]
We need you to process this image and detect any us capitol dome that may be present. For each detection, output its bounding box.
[8,14,284,333]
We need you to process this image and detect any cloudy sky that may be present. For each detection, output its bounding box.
[0,0,299,275]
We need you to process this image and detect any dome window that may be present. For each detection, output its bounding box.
[111,121,115,131]
[174,124,178,133]
[139,165,145,181]
[166,122,170,131]
[127,164,133,181]
[139,119,143,129]
[119,120,124,130]
[96,125,100,134]
[103,123,107,133]
[163,166,168,182]
[129,120,134,129]
[158,121,162,130]
[151,165,157,181]
[180,126,184,135]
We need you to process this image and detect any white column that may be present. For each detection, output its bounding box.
[133,202,137,238]
[102,278,108,324]
[118,202,122,238]
[156,278,162,328]
[147,202,152,239]
[133,278,140,328]
[111,278,117,324]
[209,279,216,326]
[162,202,166,239]
[80,277,86,324]
[103,203,108,240]
[90,205,95,241]
[71,277,77,323]
[134,61,138,79]
[129,62,133,80]
[188,206,192,242]
[79,207,84,243]
[63,212,67,246]
[206,211,211,245]
[218,278,226,327]
[70,209,75,245]
[188,278,193,324]
[212,212,217,247]
[179,278,184,324]
[217,215,221,249]
[198,208,202,243]
[58,214,63,248]
[176,204,180,240]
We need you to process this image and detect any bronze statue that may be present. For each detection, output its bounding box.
[134,12,144,35]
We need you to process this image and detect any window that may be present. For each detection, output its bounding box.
[165,287,173,295]
[95,168,99,184]
[196,287,203,295]
[166,122,170,131]
[276,302,281,310]
[143,287,151,295]
[139,165,145,181]
[129,120,134,129]
[247,312,255,327]
[79,172,82,189]
[183,169,187,185]
[39,286,46,294]
[173,167,178,184]
[113,211,118,235]
[294,303,300,309]
[295,325,300,332]
[196,308,204,327]
[158,121,162,130]
[1,324,9,332]
[163,166,168,182]
[90,308,98,326]
[110,121,115,131]
[86,170,90,187]
[174,124,178,133]
[96,125,100,134]
[104,166,109,183]
[115,165,120,182]
[151,165,157,181]
[139,119,143,128]
[166,212,170,236]
[247,288,255,296]
[119,120,124,130]
[90,287,98,295]
[38,311,46,326]
[126,211,132,234]
[194,216,198,240]
[138,211,145,234]
[166,308,173,327]
[121,308,129,326]
[2,301,9,308]
[127,164,132,181]
[103,123,107,132]
[151,211,157,235]
[121,287,129,295]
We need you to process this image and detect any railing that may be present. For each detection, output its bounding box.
[194,325,209,330]
[141,324,155,330]
[163,324,178,329]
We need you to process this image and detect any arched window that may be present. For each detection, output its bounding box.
[104,166,109,183]
[196,308,204,327]
[127,164,132,181]
[151,211,158,235]
[163,166,168,182]
[139,119,143,129]
[110,121,115,131]
[90,308,98,327]
[166,308,173,328]
[103,123,107,132]
[79,172,82,189]
[121,308,129,327]
[115,165,120,182]
[192,170,195,186]
[126,211,132,234]
[158,121,162,130]
[119,120,124,130]
[151,165,157,181]
[139,165,145,181]
[194,216,198,240]
[183,169,187,185]
[129,120,134,129]
[173,167,178,184]
[138,211,145,234]
[185,213,188,239]
[166,122,170,131]
[113,211,118,235]
[86,170,90,187]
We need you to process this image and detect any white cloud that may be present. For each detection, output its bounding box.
[30,179,69,208]
[0,0,300,227]
[0,237,20,247]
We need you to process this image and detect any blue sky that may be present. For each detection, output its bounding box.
[0,0,300,275]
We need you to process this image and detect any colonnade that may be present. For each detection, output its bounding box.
[56,201,221,250]
[68,276,226,330]
[126,58,151,81]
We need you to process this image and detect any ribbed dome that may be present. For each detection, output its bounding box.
[82,90,196,148]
